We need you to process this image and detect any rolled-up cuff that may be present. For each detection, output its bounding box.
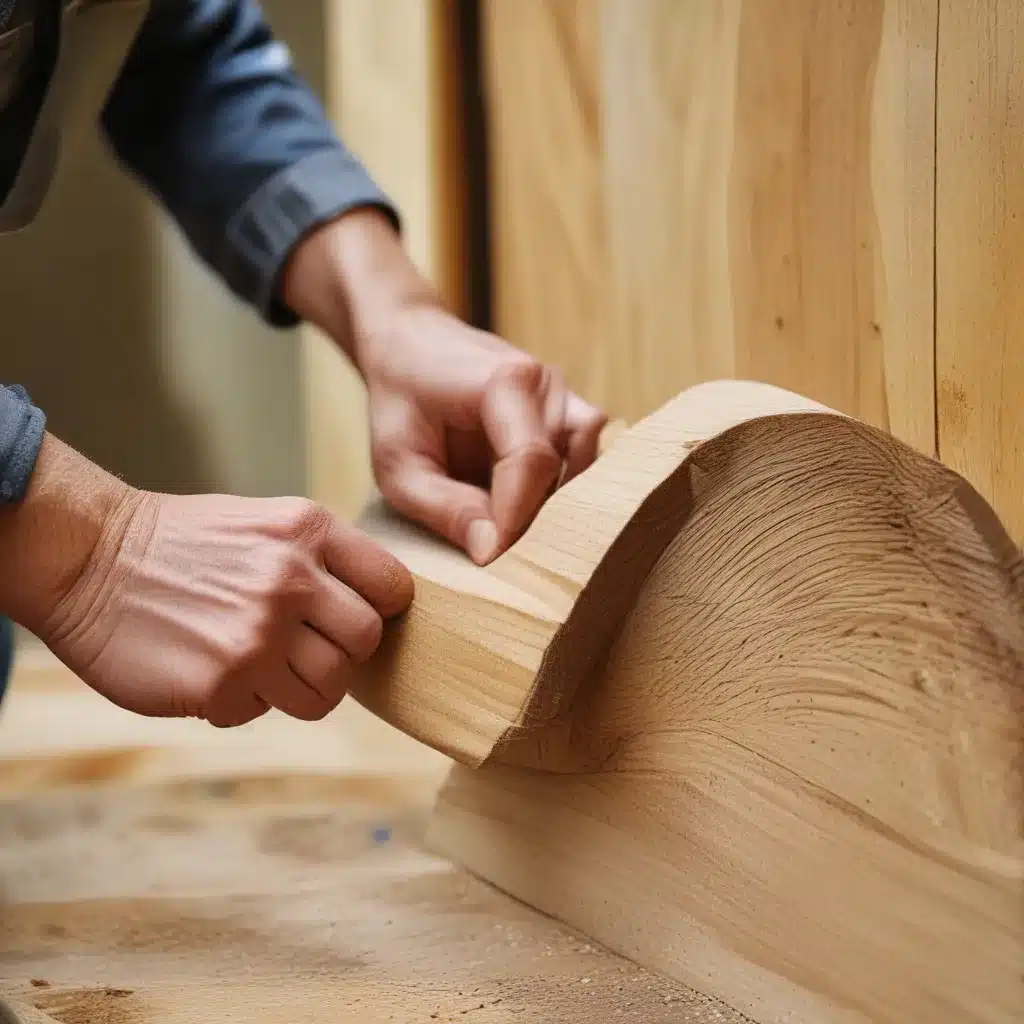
[0,384,46,503]
[221,147,402,328]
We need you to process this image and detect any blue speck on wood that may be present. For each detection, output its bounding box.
[372,826,392,845]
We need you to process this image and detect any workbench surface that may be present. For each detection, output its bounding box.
[0,648,745,1024]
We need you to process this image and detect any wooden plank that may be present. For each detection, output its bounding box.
[482,0,613,409]
[483,0,938,444]
[935,0,1024,542]
[597,0,741,416]
[347,384,832,766]
[390,381,1023,1022]
[726,0,936,449]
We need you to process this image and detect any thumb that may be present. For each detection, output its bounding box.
[379,452,500,565]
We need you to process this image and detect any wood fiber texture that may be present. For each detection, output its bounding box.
[348,383,831,765]
[418,381,1023,1024]
[483,0,937,452]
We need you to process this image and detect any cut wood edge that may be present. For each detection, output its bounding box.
[350,380,838,765]
[427,405,1024,1023]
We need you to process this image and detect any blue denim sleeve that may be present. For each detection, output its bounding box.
[100,0,401,327]
[0,385,45,504]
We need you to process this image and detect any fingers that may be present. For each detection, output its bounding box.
[307,569,385,659]
[480,362,564,548]
[320,516,414,619]
[379,452,498,564]
[205,689,270,730]
[271,623,351,721]
[560,392,607,483]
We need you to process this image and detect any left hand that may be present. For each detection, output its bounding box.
[283,208,607,565]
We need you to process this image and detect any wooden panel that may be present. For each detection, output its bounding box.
[484,0,938,447]
[302,0,468,518]
[936,0,1024,542]
[483,0,612,408]
[598,0,742,416]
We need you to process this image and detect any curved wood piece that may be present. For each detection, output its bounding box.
[421,382,1023,1023]
[350,381,831,765]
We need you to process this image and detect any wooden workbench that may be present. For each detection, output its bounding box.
[0,647,744,1023]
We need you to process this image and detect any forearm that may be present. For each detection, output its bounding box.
[0,431,134,635]
[100,0,400,327]
[280,207,438,371]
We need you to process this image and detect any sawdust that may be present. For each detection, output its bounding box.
[0,774,751,1022]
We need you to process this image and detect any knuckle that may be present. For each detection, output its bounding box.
[371,443,406,490]
[493,355,544,391]
[513,438,563,476]
[224,619,271,667]
[278,496,333,544]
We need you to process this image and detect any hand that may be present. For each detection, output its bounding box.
[282,208,607,565]
[6,439,413,727]
[361,306,606,564]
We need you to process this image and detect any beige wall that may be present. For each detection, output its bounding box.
[0,0,327,498]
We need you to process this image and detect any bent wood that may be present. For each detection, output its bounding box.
[353,379,1022,1023]
[349,382,831,765]
[426,382,1023,1024]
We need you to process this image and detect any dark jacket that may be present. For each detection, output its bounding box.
[0,0,399,503]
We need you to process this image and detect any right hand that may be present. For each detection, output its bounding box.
[41,490,413,727]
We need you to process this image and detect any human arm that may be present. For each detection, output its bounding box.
[100,0,397,325]
[0,423,413,726]
[101,0,607,563]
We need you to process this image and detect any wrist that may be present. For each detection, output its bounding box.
[280,206,439,375]
[0,433,140,636]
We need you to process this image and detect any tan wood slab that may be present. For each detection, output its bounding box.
[342,378,1021,1021]
[420,381,1023,1023]
[349,381,831,766]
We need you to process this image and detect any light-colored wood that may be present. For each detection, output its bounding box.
[406,380,1022,1023]
[349,383,830,766]
[302,0,468,518]
[0,656,741,1024]
[935,0,1024,543]
[483,0,612,407]
[484,0,937,445]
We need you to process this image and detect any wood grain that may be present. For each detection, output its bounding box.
[483,0,611,406]
[0,655,743,1024]
[349,383,830,766]
[935,0,1024,543]
[483,0,938,441]
[417,382,1023,1023]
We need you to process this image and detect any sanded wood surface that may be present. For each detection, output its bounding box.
[416,382,1022,1023]
[348,384,830,766]
[935,0,1024,543]
[0,651,741,1024]
[483,0,937,455]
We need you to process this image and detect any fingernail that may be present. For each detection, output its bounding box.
[467,519,500,565]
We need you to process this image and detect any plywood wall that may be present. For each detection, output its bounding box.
[484,0,1023,541]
